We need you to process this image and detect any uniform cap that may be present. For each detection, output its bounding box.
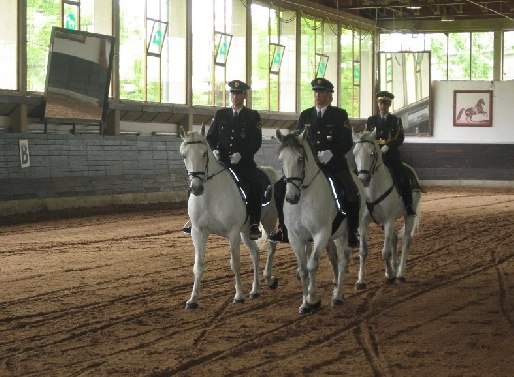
[228,80,250,92]
[311,78,334,93]
[376,91,394,103]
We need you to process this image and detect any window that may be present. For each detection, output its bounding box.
[251,3,296,112]
[340,29,373,117]
[300,16,338,110]
[0,0,17,90]
[503,31,514,80]
[192,0,246,107]
[381,31,495,81]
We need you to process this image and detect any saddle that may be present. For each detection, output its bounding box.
[225,166,273,206]
[403,163,427,193]
[318,168,347,235]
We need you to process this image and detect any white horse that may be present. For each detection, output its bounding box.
[276,129,366,314]
[352,130,423,289]
[179,125,280,309]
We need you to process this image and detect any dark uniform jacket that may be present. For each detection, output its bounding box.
[296,105,353,173]
[206,106,262,169]
[366,113,405,166]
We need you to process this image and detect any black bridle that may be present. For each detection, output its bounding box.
[355,139,394,220]
[283,143,322,195]
[182,140,225,183]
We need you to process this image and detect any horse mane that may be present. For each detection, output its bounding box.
[278,132,300,151]
[183,129,206,144]
[278,130,315,156]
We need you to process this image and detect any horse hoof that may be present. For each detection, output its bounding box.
[185,302,198,310]
[299,300,321,314]
[233,298,245,304]
[250,293,260,299]
[355,282,367,290]
[332,299,344,307]
[268,277,279,290]
[397,277,407,283]
[386,277,396,284]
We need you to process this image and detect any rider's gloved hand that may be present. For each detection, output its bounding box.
[213,150,221,160]
[230,152,241,164]
[381,145,389,154]
[317,150,333,164]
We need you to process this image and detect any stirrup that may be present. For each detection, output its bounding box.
[182,220,192,234]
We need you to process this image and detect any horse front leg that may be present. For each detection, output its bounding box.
[356,217,370,290]
[397,216,415,282]
[241,234,261,299]
[185,230,208,309]
[303,238,325,313]
[331,237,346,306]
[382,222,397,283]
[229,233,245,303]
[291,238,310,314]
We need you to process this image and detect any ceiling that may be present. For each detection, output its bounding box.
[309,0,514,22]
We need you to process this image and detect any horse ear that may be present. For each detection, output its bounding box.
[201,124,206,137]
[179,126,186,140]
[276,128,283,142]
[300,129,308,142]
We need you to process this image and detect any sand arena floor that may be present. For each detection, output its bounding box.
[0,186,513,376]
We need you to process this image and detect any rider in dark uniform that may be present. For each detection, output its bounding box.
[269,78,361,248]
[366,91,416,216]
[205,80,264,240]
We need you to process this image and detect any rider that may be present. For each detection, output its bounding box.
[269,78,361,248]
[365,90,416,216]
[181,80,264,240]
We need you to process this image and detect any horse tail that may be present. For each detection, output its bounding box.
[456,108,465,120]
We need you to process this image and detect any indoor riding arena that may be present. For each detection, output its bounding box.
[1,1,514,376]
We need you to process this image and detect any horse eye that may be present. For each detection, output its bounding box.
[298,157,304,164]
[203,151,208,158]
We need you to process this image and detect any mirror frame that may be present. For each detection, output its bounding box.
[44,27,115,125]
[378,51,431,136]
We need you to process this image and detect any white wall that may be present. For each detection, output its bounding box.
[407,80,514,144]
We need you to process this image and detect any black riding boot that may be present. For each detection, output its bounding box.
[269,178,289,243]
[402,170,416,216]
[346,200,360,248]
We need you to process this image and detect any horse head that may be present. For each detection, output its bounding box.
[352,129,381,187]
[276,129,313,205]
[179,125,212,196]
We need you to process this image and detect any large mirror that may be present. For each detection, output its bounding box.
[44,27,115,126]
[378,51,431,135]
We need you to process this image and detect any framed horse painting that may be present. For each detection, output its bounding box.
[453,90,493,127]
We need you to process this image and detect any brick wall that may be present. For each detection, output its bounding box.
[1,133,512,216]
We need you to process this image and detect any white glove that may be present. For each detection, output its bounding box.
[317,150,333,164]
[213,150,220,160]
[230,152,241,164]
[381,145,389,154]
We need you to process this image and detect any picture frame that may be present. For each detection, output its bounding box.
[453,90,493,127]
[146,18,169,57]
[270,43,285,75]
[214,32,233,67]
[316,53,329,78]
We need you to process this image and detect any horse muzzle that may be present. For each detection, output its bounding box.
[286,195,300,205]
[190,180,204,196]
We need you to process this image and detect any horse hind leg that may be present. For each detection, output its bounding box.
[382,223,397,283]
[241,233,263,299]
[262,239,279,290]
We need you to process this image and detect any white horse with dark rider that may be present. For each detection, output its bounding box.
[352,129,423,288]
[276,129,366,314]
[179,125,280,309]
